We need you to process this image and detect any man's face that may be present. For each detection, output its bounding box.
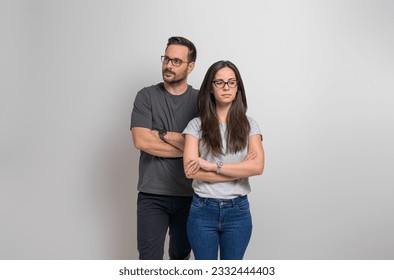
[162,45,194,84]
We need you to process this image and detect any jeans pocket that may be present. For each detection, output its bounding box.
[235,198,250,212]
[191,197,204,209]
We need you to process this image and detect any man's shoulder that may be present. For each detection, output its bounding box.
[188,85,199,95]
[185,86,198,102]
[139,83,164,95]
[134,83,165,103]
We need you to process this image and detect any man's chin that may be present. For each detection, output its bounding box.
[163,77,173,83]
[164,79,181,85]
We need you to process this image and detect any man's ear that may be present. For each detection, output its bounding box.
[187,62,195,74]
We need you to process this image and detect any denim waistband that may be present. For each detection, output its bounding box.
[193,193,248,207]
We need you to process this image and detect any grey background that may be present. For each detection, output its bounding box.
[1,0,393,259]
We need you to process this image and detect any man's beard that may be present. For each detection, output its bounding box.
[162,69,187,84]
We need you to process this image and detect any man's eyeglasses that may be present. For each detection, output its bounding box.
[161,56,189,67]
[212,80,238,89]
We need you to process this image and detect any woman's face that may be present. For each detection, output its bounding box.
[211,67,238,106]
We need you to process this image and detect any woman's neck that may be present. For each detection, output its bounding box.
[216,104,231,123]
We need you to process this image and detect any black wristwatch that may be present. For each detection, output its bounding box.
[159,129,167,141]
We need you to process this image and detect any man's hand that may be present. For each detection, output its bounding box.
[151,130,160,138]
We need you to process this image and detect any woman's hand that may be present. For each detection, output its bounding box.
[184,157,215,176]
[184,158,200,177]
[243,152,257,161]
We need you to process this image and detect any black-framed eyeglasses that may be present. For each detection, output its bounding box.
[212,80,238,89]
[161,56,190,67]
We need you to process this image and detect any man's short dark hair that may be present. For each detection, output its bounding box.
[166,36,197,62]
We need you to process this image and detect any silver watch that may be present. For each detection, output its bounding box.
[216,161,223,174]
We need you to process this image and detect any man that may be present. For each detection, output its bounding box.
[130,36,198,260]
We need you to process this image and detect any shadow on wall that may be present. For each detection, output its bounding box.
[90,119,140,259]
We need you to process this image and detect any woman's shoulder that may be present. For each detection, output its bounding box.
[246,115,259,125]
[183,117,201,135]
[246,115,262,136]
[187,116,201,127]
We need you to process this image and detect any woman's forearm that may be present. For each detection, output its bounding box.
[185,169,238,182]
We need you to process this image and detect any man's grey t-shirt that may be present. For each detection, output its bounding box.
[130,83,198,196]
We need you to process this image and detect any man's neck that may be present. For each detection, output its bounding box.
[163,82,188,96]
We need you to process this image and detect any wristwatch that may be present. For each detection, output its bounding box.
[159,129,167,141]
[216,161,223,174]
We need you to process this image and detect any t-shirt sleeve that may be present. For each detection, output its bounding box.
[130,89,152,130]
[248,116,263,141]
[182,117,201,139]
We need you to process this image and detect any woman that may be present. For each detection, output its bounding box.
[183,60,265,260]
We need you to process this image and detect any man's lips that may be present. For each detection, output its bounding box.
[164,70,175,76]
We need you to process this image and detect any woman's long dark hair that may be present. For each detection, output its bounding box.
[198,60,250,156]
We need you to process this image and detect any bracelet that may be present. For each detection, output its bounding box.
[216,161,223,174]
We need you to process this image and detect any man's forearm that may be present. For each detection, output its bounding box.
[162,131,185,151]
[132,128,183,158]
[141,142,183,158]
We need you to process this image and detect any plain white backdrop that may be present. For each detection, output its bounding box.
[1,0,393,259]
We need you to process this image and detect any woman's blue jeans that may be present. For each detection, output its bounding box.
[187,194,252,260]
